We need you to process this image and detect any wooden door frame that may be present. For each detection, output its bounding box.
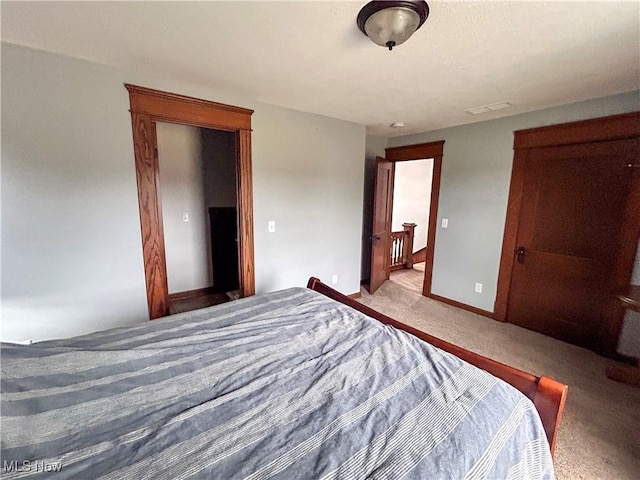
[125,84,255,319]
[385,141,444,297]
[494,112,640,331]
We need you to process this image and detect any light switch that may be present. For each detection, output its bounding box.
[475,282,483,293]
[441,218,448,228]
[268,221,276,233]
[182,213,189,222]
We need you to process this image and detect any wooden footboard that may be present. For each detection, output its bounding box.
[307,277,568,456]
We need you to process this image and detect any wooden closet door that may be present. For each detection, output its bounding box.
[507,139,639,350]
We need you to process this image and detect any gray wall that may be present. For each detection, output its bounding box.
[201,129,237,209]
[386,90,640,311]
[1,42,365,342]
[361,134,387,282]
[252,103,365,294]
[157,122,210,293]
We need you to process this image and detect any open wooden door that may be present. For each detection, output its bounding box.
[369,157,394,294]
[506,138,640,350]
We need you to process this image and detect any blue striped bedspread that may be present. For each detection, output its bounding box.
[1,287,554,479]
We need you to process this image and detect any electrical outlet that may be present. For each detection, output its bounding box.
[331,274,338,285]
[441,218,448,228]
[182,212,189,222]
[475,282,483,293]
[268,221,276,233]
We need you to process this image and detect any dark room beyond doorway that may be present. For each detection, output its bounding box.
[156,123,239,314]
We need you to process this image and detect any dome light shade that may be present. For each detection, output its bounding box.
[357,1,429,51]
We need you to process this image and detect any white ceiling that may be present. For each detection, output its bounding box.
[2,1,639,137]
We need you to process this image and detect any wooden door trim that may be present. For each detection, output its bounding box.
[386,140,445,161]
[494,112,640,323]
[126,84,255,319]
[126,84,253,131]
[430,292,494,318]
[513,112,640,150]
[385,141,444,297]
[387,160,395,281]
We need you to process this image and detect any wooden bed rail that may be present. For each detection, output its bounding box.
[306,277,568,456]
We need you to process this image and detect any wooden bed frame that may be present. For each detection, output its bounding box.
[307,277,568,456]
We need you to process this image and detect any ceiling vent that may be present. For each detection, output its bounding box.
[465,102,512,115]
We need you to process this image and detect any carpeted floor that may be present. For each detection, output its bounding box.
[358,270,640,479]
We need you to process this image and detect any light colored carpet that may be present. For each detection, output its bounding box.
[358,271,640,480]
[390,261,425,294]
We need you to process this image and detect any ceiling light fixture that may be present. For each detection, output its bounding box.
[390,122,405,128]
[357,1,430,51]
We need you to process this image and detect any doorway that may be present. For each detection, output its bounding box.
[125,84,255,319]
[495,112,640,355]
[369,141,444,296]
[156,123,240,314]
[388,159,434,294]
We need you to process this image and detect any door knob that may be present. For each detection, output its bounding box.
[516,246,526,264]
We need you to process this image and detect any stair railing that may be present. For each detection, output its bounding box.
[389,223,416,271]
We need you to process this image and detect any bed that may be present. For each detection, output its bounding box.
[1,278,567,479]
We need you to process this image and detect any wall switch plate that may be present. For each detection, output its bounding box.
[475,282,483,293]
[268,221,276,233]
[182,213,189,222]
[331,274,338,285]
[441,218,448,228]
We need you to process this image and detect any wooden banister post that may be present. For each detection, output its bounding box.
[402,223,416,269]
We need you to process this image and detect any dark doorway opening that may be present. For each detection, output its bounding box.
[155,123,240,314]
